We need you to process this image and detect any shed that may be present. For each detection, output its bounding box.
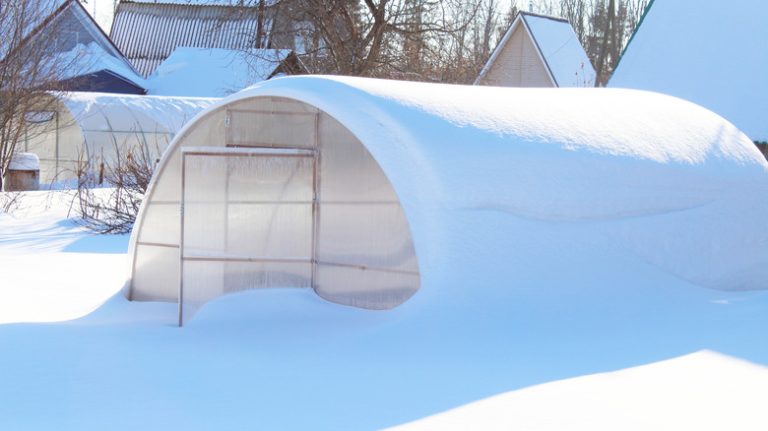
[476,12,595,87]
[126,76,768,326]
[22,92,216,184]
[609,0,768,141]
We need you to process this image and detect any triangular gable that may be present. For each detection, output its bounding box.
[4,0,145,91]
[476,12,595,88]
[58,1,144,86]
[521,13,595,87]
[609,0,768,141]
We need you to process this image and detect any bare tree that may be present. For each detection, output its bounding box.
[0,0,83,190]
[593,0,616,84]
[267,0,483,80]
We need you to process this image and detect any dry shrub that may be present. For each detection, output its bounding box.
[73,138,157,234]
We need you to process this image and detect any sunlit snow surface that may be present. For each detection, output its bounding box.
[2,77,768,430]
[386,351,768,431]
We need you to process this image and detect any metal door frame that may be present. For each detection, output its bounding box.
[179,146,318,326]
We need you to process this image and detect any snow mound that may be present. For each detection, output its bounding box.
[385,351,768,431]
[610,0,768,141]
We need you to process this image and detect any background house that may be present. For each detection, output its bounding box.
[475,12,595,88]
[110,0,305,97]
[5,0,146,94]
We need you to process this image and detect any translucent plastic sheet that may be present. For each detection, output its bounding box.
[130,97,420,323]
[228,110,316,148]
[313,114,419,308]
[180,150,314,324]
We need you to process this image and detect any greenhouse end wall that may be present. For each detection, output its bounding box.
[129,96,420,322]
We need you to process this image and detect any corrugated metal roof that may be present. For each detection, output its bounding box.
[110,1,271,77]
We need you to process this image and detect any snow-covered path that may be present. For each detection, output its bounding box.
[0,190,767,430]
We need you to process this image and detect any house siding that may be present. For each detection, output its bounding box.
[480,24,553,87]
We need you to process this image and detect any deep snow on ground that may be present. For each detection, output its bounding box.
[1,189,767,430]
[386,351,768,431]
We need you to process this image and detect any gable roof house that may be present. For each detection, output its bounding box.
[2,0,146,94]
[609,0,768,142]
[475,12,595,88]
[110,0,306,97]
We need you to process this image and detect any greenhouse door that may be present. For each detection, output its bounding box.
[179,147,317,325]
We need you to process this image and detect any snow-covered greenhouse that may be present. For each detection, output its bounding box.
[126,76,768,325]
[22,92,215,184]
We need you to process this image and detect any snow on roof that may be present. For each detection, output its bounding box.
[476,12,595,87]
[3,0,143,87]
[60,91,217,134]
[111,1,272,77]
[609,0,768,141]
[521,13,596,87]
[8,153,41,171]
[53,42,146,86]
[146,47,292,97]
[144,76,768,298]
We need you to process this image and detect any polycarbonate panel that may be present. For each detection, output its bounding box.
[314,265,419,310]
[23,122,56,159]
[132,244,179,302]
[226,204,312,257]
[228,110,317,148]
[318,203,418,272]
[136,202,180,246]
[313,112,419,309]
[131,97,420,317]
[227,97,319,115]
[226,155,314,202]
[182,260,311,323]
[37,160,58,183]
[319,115,399,202]
[180,150,314,324]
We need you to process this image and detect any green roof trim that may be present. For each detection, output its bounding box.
[608,0,656,85]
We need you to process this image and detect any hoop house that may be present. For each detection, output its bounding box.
[21,92,216,184]
[126,76,768,325]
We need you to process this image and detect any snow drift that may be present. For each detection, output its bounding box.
[386,351,768,431]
